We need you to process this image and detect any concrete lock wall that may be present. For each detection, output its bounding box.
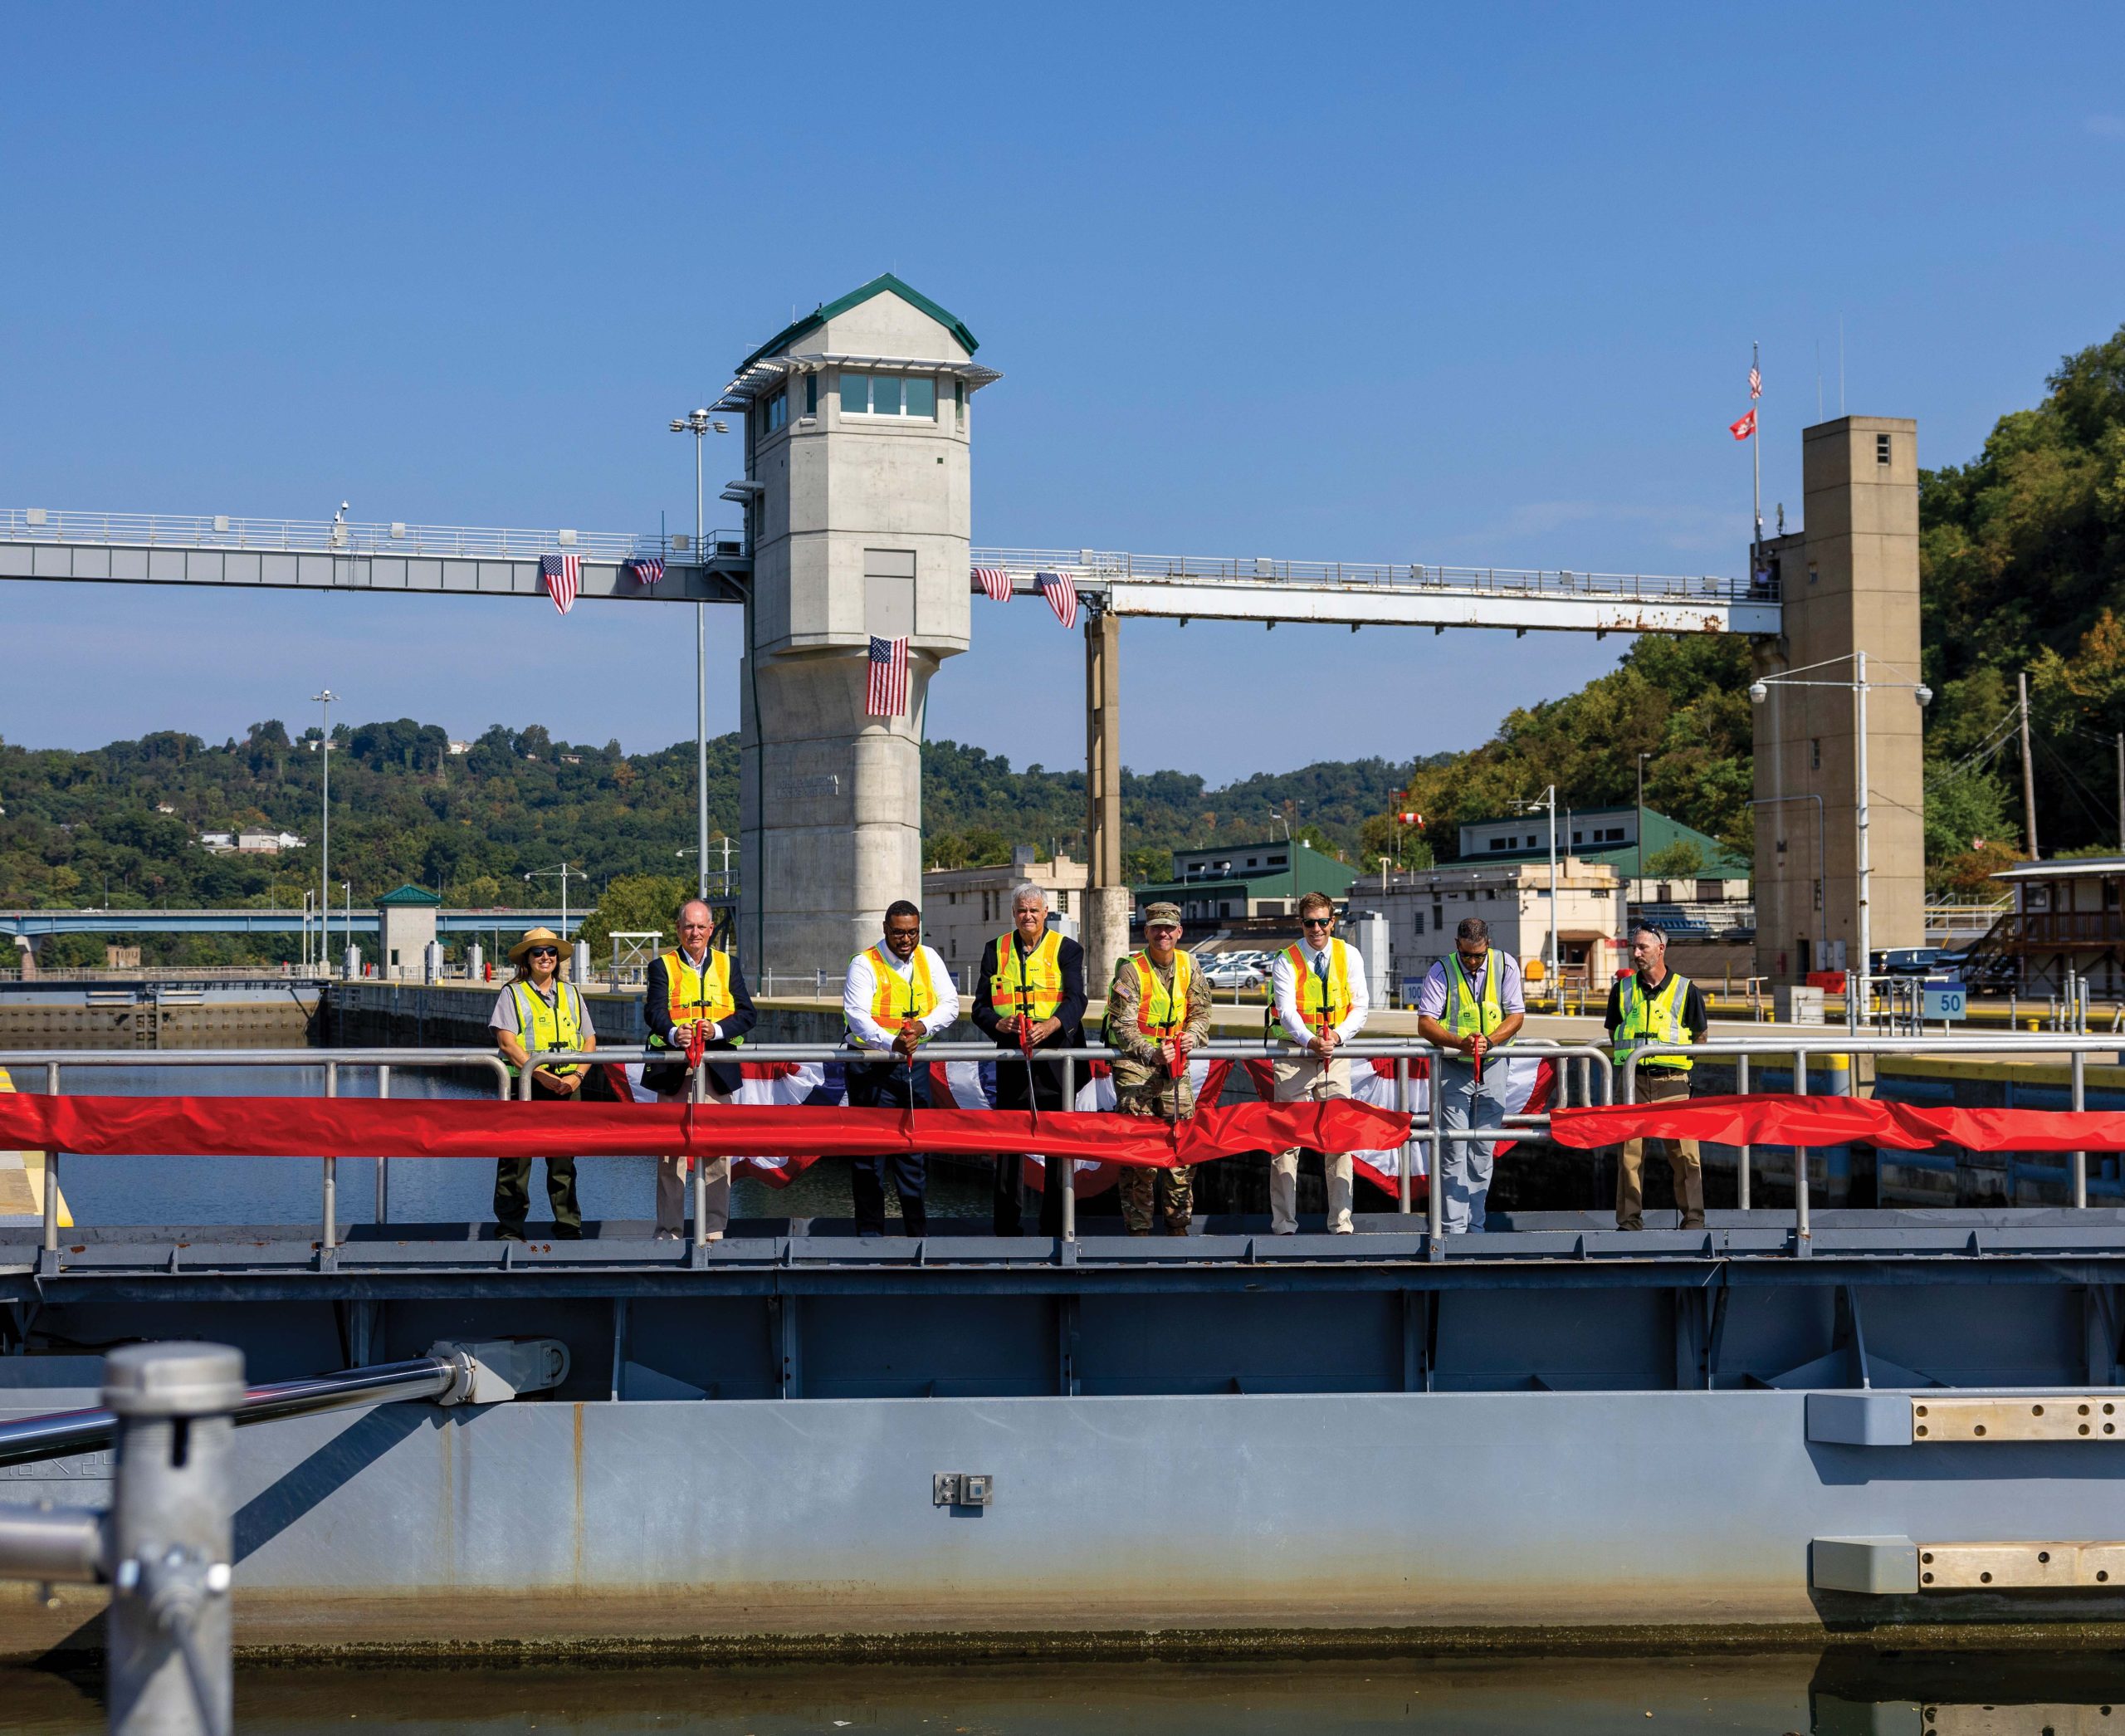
[1753,416,1926,984]
[740,286,977,976]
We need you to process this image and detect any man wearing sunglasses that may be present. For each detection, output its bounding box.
[1414,916,1525,1233]
[1267,892,1371,1233]
[489,926,596,1240]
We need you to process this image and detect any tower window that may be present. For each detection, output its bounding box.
[1876,433,1891,465]
[1810,738,1822,770]
[760,389,789,434]
[841,372,938,418]
[804,374,817,416]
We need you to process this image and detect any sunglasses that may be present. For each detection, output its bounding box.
[1301,917,1333,928]
[525,946,559,958]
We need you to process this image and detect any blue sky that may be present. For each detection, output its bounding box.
[3,3,2122,785]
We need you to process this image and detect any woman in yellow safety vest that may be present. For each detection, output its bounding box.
[488,927,596,1241]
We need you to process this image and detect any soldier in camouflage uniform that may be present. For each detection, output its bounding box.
[1103,902,1213,1235]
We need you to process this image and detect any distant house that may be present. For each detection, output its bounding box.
[199,832,237,853]
[447,741,471,756]
[235,830,305,854]
[922,848,1089,971]
[1131,839,1356,927]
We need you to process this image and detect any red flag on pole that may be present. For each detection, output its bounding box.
[1729,409,1756,441]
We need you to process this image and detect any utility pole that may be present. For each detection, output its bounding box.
[312,689,336,969]
[2018,670,2040,859]
[2116,733,2123,855]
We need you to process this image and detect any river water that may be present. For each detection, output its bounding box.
[22,1059,987,1230]
[5,1650,2118,1733]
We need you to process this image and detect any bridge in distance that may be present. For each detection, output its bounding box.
[0,508,1781,637]
[0,908,572,941]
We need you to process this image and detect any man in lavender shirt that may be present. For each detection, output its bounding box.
[1414,917,1527,1233]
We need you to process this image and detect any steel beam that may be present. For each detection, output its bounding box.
[1101,577,1778,636]
[0,541,749,604]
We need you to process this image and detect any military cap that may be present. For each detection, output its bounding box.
[1142,901,1184,928]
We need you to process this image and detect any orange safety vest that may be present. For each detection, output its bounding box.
[651,948,737,1049]
[1270,937,1356,1040]
[852,942,940,1037]
[1130,948,1195,1038]
[988,929,1064,1025]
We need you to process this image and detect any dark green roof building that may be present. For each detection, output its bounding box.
[1458,806,1747,882]
[1133,839,1357,925]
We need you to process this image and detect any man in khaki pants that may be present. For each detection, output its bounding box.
[1268,892,1370,1234]
[1605,922,1710,1230]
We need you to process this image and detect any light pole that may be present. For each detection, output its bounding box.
[311,689,336,966]
[670,409,729,902]
[524,863,588,944]
[1634,751,1651,907]
[1750,653,1932,1031]
[1516,786,1561,998]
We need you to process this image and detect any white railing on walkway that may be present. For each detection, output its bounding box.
[970,546,1770,605]
[0,508,743,564]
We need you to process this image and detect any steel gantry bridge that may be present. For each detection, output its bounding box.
[0,508,1780,636]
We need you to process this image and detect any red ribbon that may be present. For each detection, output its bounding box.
[0,1093,1410,1170]
[1551,1093,2125,1153]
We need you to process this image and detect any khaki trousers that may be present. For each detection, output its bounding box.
[1270,1053,1355,1233]
[1617,1068,1702,1230]
[656,1080,732,1237]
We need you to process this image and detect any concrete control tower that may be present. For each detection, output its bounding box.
[718,276,1000,974]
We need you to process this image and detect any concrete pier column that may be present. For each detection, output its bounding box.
[1082,609,1131,995]
[721,277,997,977]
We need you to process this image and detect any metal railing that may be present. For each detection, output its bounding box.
[970,546,1771,605]
[1623,1031,2125,1248]
[523,1036,1616,1247]
[0,507,741,564]
[2,1048,513,1254]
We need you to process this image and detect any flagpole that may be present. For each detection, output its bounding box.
[1751,340,1762,565]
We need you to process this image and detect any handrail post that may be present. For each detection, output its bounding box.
[1792,1047,1810,1249]
[42,1060,60,1254]
[1425,1044,1444,1242]
[105,1341,245,1736]
[322,1060,338,1249]
[1395,1054,1413,1214]
[1059,1054,1077,1242]
[692,1061,708,1249]
[374,1064,390,1226]
[1736,1053,1752,1212]
[2072,1048,2088,1209]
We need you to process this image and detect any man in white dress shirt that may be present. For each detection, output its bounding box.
[841,899,960,1236]
[1268,891,1371,1234]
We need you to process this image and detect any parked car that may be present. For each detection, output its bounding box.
[1199,956,1268,990]
[1875,946,1953,978]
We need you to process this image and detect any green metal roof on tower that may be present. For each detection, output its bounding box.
[374,883,443,907]
[737,274,979,373]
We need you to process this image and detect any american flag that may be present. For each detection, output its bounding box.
[865,634,909,717]
[539,552,581,615]
[973,565,1013,602]
[627,555,667,584]
[1034,569,1078,629]
[1749,363,1762,400]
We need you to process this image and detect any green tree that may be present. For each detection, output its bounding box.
[577,874,692,960]
[1643,840,1705,879]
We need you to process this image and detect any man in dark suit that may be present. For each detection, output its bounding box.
[642,897,758,1240]
[971,882,1087,1235]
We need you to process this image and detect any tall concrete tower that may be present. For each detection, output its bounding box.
[721,277,999,975]
[1751,416,1925,985]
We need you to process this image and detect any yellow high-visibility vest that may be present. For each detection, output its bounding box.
[1128,949,1194,1037]
[650,948,737,1049]
[509,980,585,1077]
[989,930,1064,1024]
[1270,937,1356,1040]
[1613,971,1694,1071]
[1441,951,1505,1040]
[851,943,940,1039]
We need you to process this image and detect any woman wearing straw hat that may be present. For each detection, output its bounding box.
[489,927,596,1240]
